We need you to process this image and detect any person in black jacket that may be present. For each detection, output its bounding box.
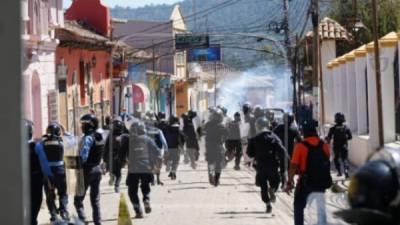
[326,112,353,178]
[273,113,302,158]
[104,119,127,193]
[182,110,200,169]
[247,117,287,213]
[26,120,53,225]
[165,115,186,180]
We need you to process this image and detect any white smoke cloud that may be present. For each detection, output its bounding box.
[217,62,293,117]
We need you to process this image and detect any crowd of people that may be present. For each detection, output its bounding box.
[26,102,355,225]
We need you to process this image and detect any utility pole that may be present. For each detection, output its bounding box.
[372,0,384,148]
[311,0,319,121]
[282,0,296,111]
[192,0,197,31]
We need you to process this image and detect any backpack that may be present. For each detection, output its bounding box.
[333,125,349,147]
[302,140,333,191]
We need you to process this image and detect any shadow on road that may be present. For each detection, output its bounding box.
[168,186,209,191]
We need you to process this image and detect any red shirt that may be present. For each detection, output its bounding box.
[291,136,330,173]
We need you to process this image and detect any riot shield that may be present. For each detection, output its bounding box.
[63,134,85,197]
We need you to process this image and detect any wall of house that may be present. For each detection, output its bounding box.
[325,32,400,166]
[64,0,110,37]
[56,47,111,108]
[23,49,57,138]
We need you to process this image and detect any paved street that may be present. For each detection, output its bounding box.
[38,152,350,225]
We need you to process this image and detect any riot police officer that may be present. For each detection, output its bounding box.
[204,109,229,186]
[247,117,287,213]
[273,113,302,158]
[104,119,127,193]
[42,122,69,222]
[183,110,200,169]
[74,114,105,225]
[336,148,400,225]
[165,115,186,180]
[125,121,162,218]
[27,120,52,225]
[326,112,352,178]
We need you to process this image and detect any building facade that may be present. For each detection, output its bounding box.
[22,0,64,138]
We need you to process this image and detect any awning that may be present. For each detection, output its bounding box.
[132,83,150,104]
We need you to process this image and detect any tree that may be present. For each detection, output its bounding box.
[328,0,400,49]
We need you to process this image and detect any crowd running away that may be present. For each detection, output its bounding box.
[27,102,400,225]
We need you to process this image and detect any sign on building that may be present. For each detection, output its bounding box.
[175,34,209,50]
[188,46,221,62]
[47,90,59,123]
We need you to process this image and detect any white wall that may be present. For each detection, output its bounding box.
[339,63,348,116]
[355,55,368,135]
[321,41,337,123]
[346,59,358,132]
[366,50,380,150]
[380,46,396,143]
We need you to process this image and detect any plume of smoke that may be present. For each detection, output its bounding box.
[217,63,293,117]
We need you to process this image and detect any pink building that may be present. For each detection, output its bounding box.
[21,0,64,138]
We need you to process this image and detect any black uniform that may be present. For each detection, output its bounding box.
[247,131,286,206]
[74,131,105,225]
[29,140,43,225]
[104,132,127,190]
[225,119,242,168]
[165,123,186,177]
[273,124,301,157]
[326,124,352,176]
[42,134,68,221]
[183,115,200,166]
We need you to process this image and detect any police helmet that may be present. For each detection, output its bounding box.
[24,119,34,140]
[301,119,318,136]
[130,121,147,136]
[188,110,197,119]
[211,108,224,124]
[112,119,125,135]
[218,106,228,116]
[157,112,166,120]
[242,102,252,115]
[80,114,99,134]
[234,112,241,121]
[335,112,346,124]
[169,115,180,125]
[285,113,295,125]
[255,116,269,134]
[254,105,264,118]
[46,122,62,137]
[348,160,399,212]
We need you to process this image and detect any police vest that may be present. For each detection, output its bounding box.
[42,136,64,162]
[86,132,105,166]
[29,141,42,174]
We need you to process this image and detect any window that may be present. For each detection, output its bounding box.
[176,52,184,65]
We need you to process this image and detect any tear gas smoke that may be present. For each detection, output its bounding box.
[217,63,293,117]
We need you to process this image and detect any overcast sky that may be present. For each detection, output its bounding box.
[63,0,181,8]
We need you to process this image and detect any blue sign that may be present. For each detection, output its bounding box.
[188,46,221,62]
[127,64,147,84]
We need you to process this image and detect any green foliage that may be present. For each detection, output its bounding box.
[328,0,400,47]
